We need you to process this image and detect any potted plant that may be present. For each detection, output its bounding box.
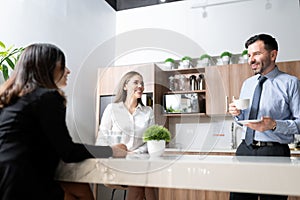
[199,54,211,67]
[241,49,248,60]
[0,41,24,81]
[220,51,232,65]
[164,58,175,69]
[143,125,171,157]
[181,56,192,68]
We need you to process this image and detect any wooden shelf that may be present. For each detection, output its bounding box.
[165,90,206,94]
[162,67,205,74]
[163,113,206,117]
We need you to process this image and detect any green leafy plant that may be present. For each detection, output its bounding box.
[199,54,211,60]
[165,58,175,63]
[241,49,248,56]
[0,41,24,80]
[220,51,232,58]
[166,105,180,113]
[143,125,171,142]
[181,56,192,61]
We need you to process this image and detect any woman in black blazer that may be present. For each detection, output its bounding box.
[0,43,127,200]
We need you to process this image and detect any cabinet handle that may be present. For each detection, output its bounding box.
[225,96,229,113]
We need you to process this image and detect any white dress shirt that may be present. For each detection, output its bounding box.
[96,102,154,151]
[236,67,300,143]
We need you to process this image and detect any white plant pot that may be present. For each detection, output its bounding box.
[164,61,174,69]
[182,60,190,68]
[200,58,209,67]
[221,56,230,65]
[243,54,248,63]
[147,140,166,157]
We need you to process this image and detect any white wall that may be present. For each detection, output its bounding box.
[114,0,300,149]
[115,0,300,64]
[0,0,116,144]
[1,0,299,146]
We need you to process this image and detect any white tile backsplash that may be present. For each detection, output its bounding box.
[172,117,234,151]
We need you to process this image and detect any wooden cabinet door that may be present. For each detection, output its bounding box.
[97,63,155,95]
[229,63,253,100]
[205,65,230,115]
[97,66,131,96]
[205,64,253,115]
[277,61,300,79]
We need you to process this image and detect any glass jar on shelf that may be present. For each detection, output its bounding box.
[168,75,175,91]
[178,74,186,91]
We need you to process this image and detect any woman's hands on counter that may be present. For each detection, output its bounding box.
[111,143,128,158]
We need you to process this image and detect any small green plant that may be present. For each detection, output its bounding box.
[199,54,211,60]
[0,41,24,80]
[181,56,192,61]
[241,49,248,56]
[165,58,175,63]
[220,51,232,58]
[143,125,171,142]
[166,106,180,113]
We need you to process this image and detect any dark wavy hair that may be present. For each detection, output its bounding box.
[0,43,66,107]
[245,33,278,51]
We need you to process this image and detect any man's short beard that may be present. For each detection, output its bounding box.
[254,64,265,75]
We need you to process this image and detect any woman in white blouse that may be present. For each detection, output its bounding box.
[96,71,157,200]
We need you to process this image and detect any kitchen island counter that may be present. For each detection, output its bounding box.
[55,155,300,196]
[165,148,300,156]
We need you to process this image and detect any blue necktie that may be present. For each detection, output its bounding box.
[245,76,267,146]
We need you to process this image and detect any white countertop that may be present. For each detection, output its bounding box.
[165,147,300,154]
[55,155,300,196]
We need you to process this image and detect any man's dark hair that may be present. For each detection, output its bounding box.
[245,34,278,51]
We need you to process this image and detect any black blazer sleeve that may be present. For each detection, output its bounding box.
[35,90,112,163]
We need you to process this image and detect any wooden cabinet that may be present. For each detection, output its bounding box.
[205,63,253,115]
[277,61,300,79]
[159,188,229,200]
[160,67,206,115]
[97,63,155,95]
[205,60,300,115]
[95,60,300,135]
[156,67,207,133]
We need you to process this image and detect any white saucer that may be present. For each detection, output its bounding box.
[238,119,262,125]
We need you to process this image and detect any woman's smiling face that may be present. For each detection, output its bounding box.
[124,74,144,100]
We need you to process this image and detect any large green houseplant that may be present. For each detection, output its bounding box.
[143,125,171,157]
[0,41,24,80]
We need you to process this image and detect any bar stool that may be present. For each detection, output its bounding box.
[105,184,128,200]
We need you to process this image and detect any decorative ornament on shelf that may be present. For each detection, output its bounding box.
[180,56,192,69]
[199,53,211,67]
[241,49,248,63]
[0,41,24,82]
[164,58,175,69]
[143,125,171,157]
[220,51,232,65]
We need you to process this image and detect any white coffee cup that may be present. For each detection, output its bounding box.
[234,99,250,110]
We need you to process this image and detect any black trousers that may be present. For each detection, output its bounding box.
[230,140,290,200]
